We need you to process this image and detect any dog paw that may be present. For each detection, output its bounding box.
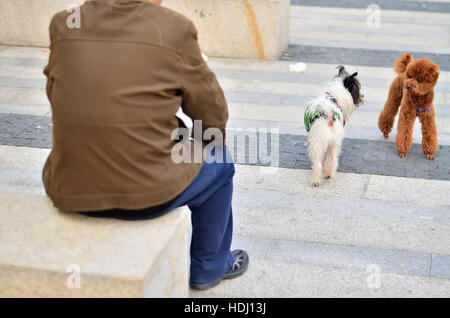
[310,180,321,187]
[383,133,389,139]
[324,172,334,179]
[426,154,434,160]
[399,152,407,158]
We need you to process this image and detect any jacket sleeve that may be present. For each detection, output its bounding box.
[179,21,228,142]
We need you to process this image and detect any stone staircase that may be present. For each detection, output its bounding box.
[0,0,449,297]
[195,1,450,297]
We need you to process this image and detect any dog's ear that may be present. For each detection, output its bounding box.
[394,53,413,74]
[425,63,440,84]
[343,75,358,90]
[343,72,362,105]
[337,65,349,77]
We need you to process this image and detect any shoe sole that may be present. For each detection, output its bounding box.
[190,250,249,290]
[189,279,222,290]
[223,251,249,280]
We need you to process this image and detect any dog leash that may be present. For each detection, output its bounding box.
[409,94,433,115]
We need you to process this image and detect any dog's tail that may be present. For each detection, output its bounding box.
[394,53,413,74]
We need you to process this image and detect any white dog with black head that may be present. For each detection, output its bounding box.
[304,66,364,186]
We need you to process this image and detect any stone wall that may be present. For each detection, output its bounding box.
[0,0,84,47]
[164,0,290,59]
[0,0,290,59]
[0,192,190,297]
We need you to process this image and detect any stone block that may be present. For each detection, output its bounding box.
[0,0,290,59]
[164,0,290,59]
[0,192,190,297]
[0,0,84,47]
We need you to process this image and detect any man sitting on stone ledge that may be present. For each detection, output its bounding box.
[42,0,248,290]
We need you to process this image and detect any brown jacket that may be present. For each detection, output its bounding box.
[43,0,228,212]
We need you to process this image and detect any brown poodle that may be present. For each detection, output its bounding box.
[378,53,440,160]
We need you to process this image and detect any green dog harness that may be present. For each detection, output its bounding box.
[304,92,346,132]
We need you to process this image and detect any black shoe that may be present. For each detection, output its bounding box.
[190,249,249,290]
[223,249,249,279]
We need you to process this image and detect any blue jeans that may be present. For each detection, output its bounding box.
[82,147,236,284]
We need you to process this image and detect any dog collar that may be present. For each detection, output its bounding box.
[326,92,346,126]
[409,94,433,114]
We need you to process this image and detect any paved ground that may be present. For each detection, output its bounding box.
[282,45,450,71]
[1,113,449,180]
[0,0,449,297]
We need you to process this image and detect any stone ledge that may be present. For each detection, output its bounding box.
[164,0,290,59]
[0,0,290,59]
[0,192,190,297]
[0,0,84,47]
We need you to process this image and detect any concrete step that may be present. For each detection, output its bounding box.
[232,165,450,255]
[290,6,450,54]
[2,56,450,86]
[1,109,449,148]
[291,17,450,35]
[234,165,450,207]
[291,24,450,41]
[1,45,449,85]
[1,76,449,114]
[291,5,450,26]
[208,59,450,83]
[213,69,450,92]
[228,235,450,280]
[0,86,48,105]
[3,144,449,255]
[290,29,450,52]
[0,67,391,91]
[1,48,449,115]
[225,103,450,145]
[210,57,450,145]
[0,45,50,59]
[2,49,449,147]
[217,78,450,106]
[209,56,450,145]
[0,102,50,116]
[228,103,450,133]
[290,21,450,47]
[289,37,450,55]
[227,119,450,146]
[0,145,49,195]
[1,72,449,106]
[1,140,449,297]
[5,67,450,92]
[0,64,46,79]
[191,258,450,297]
